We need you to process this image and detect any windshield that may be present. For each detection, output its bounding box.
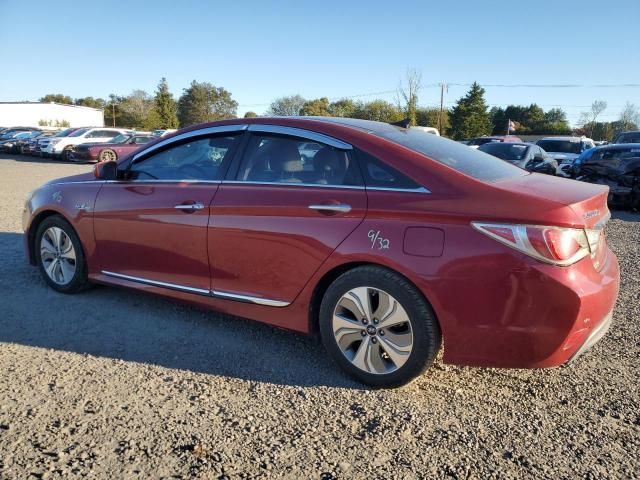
[54,128,77,137]
[69,128,90,137]
[537,140,581,154]
[614,132,640,144]
[478,143,529,160]
[468,138,500,146]
[109,134,131,144]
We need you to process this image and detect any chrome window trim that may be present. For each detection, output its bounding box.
[101,271,290,307]
[366,186,431,194]
[247,124,353,150]
[131,124,248,163]
[221,180,365,190]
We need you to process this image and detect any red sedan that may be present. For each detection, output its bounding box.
[70,134,153,162]
[22,117,619,387]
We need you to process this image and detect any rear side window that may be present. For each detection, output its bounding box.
[357,150,421,190]
[236,134,362,187]
[375,127,526,182]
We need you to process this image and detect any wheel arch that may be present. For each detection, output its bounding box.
[27,210,72,265]
[308,261,441,337]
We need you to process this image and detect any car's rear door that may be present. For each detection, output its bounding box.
[208,125,366,305]
[93,126,244,292]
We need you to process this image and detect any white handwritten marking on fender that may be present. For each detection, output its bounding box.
[368,230,390,251]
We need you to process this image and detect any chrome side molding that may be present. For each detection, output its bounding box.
[101,271,290,307]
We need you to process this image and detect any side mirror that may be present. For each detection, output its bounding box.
[533,153,545,162]
[94,160,118,180]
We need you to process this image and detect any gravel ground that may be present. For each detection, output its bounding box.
[0,154,638,479]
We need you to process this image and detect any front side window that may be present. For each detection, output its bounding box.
[236,134,361,186]
[69,128,90,137]
[614,132,640,143]
[129,135,238,181]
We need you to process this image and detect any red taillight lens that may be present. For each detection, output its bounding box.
[472,222,597,266]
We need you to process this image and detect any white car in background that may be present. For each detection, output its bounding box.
[411,126,440,136]
[536,136,595,177]
[43,127,129,161]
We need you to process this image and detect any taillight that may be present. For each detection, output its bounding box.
[472,222,603,266]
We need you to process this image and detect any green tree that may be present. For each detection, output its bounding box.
[491,104,570,135]
[244,111,258,118]
[300,97,331,116]
[74,97,106,109]
[267,95,306,116]
[353,100,403,122]
[39,94,73,104]
[449,82,492,140]
[328,98,356,117]
[416,107,449,133]
[149,77,179,129]
[177,81,238,126]
[118,90,154,128]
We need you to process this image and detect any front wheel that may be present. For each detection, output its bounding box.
[61,147,74,162]
[319,266,441,388]
[35,215,90,293]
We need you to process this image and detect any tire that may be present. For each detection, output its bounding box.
[319,265,441,388]
[99,148,117,162]
[61,147,73,162]
[35,215,90,294]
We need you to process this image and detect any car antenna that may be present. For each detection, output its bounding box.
[390,118,411,129]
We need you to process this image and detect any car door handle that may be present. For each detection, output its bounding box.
[308,204,352,213]
[174,202,205,211]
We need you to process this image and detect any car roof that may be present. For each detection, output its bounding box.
[591,143,640,151]
[539,136,587,142]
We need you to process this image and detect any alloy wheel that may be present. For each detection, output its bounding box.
[332,287,414,375]
[40,226,77,285]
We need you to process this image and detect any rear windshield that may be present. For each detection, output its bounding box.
[614,132,640,144]
[373,126,527,182]
[537,140,582,154]
[468,137,501,146]
[478,143,529,160]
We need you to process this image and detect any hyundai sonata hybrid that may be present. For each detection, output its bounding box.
[22,117,620,387]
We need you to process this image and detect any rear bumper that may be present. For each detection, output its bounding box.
[566,309,613,364]
[434,243,620,369]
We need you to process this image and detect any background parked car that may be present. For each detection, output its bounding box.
[478,142,557,175]
[0,130,42,154]
[42,127,129,161]
[573,143,640,209]
[71,133,153,162]
[467,135,522,148]
[36,127,80,157]
[536,136,595,177]
[16,131,54,155]
[612,130,640,144]
[151,129,177,137]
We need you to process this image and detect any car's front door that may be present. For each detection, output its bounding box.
[209,125,367,305]
[93,127,243,292]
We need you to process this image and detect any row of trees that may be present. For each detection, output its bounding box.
[39,77,639,140]
[39,78,237,130]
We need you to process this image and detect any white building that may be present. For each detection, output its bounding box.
[0,102,104,128]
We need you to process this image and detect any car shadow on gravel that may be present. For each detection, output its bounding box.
[0,231,360,389]
[0,153,94,166]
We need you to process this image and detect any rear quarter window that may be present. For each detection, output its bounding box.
[377,128,527,182]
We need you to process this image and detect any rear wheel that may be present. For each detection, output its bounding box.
[35,215,90,293]
[99,149,117,162]
[319,266,441,388]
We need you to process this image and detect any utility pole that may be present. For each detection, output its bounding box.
[438,82,447,133]
[111,102,118,127]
